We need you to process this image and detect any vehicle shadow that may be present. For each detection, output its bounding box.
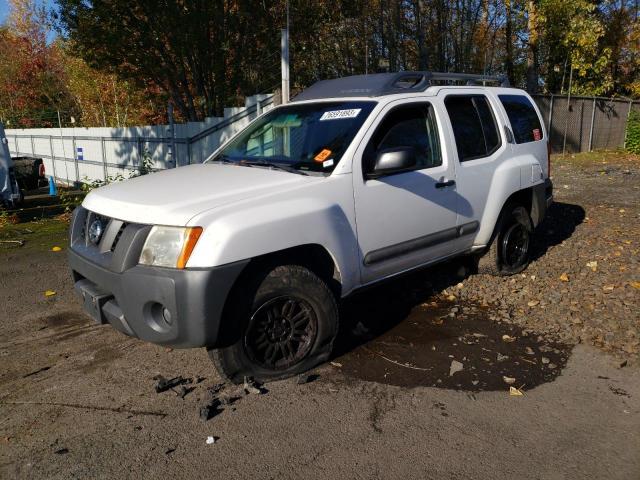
[330,201,583,391]
[529,201,585,261]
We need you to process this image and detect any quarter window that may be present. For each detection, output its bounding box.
[364,103,442,175]
[498,94,544,144]
[444,95,501,162]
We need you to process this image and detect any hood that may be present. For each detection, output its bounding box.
[82,163,319,225]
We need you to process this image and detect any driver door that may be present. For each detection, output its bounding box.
[353,100,460,284]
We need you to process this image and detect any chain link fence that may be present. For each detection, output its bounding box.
[533,95,640,154]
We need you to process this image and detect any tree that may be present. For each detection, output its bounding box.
[56,0,281,121]
[0,0,75,127]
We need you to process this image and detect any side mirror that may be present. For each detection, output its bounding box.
[368,147,417,179]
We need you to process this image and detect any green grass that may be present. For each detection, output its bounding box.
[552,149,640,166]
[0,218,69,254]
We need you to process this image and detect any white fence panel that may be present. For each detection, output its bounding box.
[4,94,275,185]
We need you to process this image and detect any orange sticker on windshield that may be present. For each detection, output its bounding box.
[314,149,332,162]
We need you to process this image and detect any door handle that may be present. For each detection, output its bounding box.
[435,179,455,189]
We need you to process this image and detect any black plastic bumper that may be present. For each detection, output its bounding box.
[531,178,553,227]
[69,248,248,348]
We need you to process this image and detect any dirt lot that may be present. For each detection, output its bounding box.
[1,152,639,479]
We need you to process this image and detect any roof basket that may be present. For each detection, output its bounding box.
[293,71,510,102]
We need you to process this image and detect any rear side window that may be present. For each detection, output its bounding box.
[444,95,500,162]
[498,94,543,144]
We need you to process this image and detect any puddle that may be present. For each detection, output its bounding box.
[334,300,571,391]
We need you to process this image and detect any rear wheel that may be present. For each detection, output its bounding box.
[209,264,338,383]
[477,205,533,276]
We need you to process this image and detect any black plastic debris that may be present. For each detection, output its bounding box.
[296,373,319,385]
[54,448,69,455]
[199,398,222,422]
[165,448,176,455]
[153,375,190,393]
[175,385,195,399]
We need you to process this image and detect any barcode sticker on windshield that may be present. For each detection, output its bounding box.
[320,109,361,121]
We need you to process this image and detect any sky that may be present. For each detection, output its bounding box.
[0,0,57,26]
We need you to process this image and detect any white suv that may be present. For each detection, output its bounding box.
[69,72,553,382]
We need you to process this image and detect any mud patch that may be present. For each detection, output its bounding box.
[77,345,124,374]
[42,311,87,329]
[334,301,571,391]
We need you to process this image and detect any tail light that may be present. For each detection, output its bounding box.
[38,163,45,177]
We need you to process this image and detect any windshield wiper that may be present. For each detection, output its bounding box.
[240,160,308,176]
[208,155,236,165]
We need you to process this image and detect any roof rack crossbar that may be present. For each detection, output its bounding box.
[425,72,510,87]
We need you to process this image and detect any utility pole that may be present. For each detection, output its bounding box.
[281,0,290,104]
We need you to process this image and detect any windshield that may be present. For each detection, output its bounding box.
[210,101,376,174]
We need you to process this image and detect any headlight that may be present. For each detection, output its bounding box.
[139,226,203,269]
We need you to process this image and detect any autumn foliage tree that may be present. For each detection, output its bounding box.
[0,0,167,128]
[0,0,75,127]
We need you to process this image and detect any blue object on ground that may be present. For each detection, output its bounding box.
[49,176,57,196]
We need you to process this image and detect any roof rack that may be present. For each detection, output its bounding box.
[293,71,510,102]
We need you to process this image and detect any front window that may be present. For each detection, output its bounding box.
[210,101,376,174]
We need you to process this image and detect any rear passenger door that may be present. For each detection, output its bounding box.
[440,91,509,247]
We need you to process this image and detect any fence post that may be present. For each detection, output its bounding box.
[137,136,143,175]
[72,135,79,184]
[187,139,192,166]
[101,138,108,181]
[14,135,18,155]
[547,95,554,131]
[588,98,596,152]
[48,135,57,181]
[30,134,36,156]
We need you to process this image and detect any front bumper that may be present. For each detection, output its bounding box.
[68,207,248,348]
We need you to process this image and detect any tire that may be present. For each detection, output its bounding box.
[208,264,339,383]
[477,205,533,276]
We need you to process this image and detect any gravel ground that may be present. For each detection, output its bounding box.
[0,151,638,479]
[448,151,639,363]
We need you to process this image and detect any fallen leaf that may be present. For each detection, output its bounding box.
[447,294,456,301]
[503,376,516,385]
[586,261,598,271]
[603,285,615,292]
[559,273,569,282]
[509,386,524,396]
[44,290,56,297]
[330,362,342,368]
[502,334,516,343]
[51,246,62,252]
[630,282,640,290]
[449,360,464,376]
[527,300,540,307]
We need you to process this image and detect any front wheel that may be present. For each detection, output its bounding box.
[208,264,339,383]
[477,205,533,276]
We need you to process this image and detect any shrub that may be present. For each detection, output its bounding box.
[626,109,640,154]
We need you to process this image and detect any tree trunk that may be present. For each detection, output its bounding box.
[526,0,540,93]
[505,0,515,85]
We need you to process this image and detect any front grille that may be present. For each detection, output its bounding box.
[111,222,127,252]
[71,206,151,273]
